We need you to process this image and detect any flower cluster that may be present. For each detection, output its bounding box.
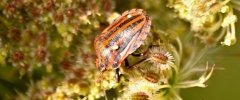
[168,0,238,46]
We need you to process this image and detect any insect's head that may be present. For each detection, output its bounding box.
[95,58,106,72]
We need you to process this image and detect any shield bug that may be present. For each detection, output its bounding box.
[94,9,151,74]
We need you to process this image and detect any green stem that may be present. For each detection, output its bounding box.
[175,37,182,67]
[215,28,226,42]
[180,46,208,80]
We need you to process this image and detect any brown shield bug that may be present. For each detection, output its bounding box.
[94,9,151,80]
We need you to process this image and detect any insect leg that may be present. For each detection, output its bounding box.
[128,58,147,69]
[131,45,151,57]
[131,53,144,57]
[104,90,109,100]
[124,58,130,68]
[115,68,122,82]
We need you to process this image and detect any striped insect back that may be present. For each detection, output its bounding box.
[94,9,151,71]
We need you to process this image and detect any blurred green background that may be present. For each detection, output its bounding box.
[181,17,240,99]
[181,40,240,100]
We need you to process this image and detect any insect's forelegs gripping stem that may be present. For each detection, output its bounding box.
[115,68,121,82]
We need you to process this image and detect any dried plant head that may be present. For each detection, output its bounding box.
[146,45,175,70]
[120,77,158,100]
[143,71,160,83]
[136,62,169,84]
[131,92,149,100]
[120,70,172,100]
